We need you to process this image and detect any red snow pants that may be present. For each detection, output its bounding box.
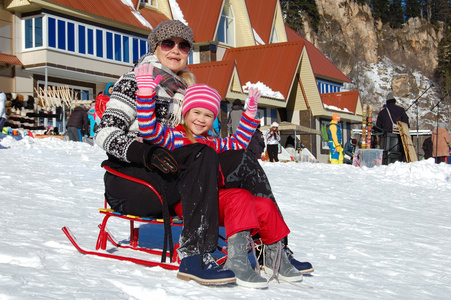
[218,188,290,244]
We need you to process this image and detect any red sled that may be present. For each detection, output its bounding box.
[62,166,228,271]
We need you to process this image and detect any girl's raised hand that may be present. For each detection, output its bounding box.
[134,63,163,95]
[244,87,261,119]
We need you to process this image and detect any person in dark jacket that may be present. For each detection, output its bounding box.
[247,124,265,159]
[227,99,244,135]
[376,93,410,133]
[422,136,433,159]
[66,106,89,141]
[343,138,357,164]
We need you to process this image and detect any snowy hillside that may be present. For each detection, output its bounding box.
[1,135,451,299]
[353,57,447,130]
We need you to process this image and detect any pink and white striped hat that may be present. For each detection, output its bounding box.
[182,84,222,118]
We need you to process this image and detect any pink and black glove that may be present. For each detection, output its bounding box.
[244,87,261,119]
[134,63,162,96]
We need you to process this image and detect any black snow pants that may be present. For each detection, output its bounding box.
[103,143,220,259]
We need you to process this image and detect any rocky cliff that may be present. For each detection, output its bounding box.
[300,0,448,130]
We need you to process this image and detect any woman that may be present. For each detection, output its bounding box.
[265,122,281,162]
[95,20,234,285]
[432,127,451,164]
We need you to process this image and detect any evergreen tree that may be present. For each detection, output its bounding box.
[435,22,451,94]
[404,0,422,20]
[370,0,391,24]
[388,0,404,28]
[280,0,320,33]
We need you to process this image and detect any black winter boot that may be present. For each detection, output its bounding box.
[263,241,303,282]
[224,231,268,288]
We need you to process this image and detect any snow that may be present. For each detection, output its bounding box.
[168,0,188,25]
[243,81,285,100]
[1,134,451,299]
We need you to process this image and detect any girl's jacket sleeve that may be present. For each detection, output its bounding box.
[136,93,184,150]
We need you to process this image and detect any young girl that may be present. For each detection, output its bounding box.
[135,63,303,288]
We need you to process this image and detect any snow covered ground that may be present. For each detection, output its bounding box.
[1,134,450,299]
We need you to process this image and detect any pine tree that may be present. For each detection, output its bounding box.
[370,0,391,24]
[405,0,422,20]
[280,0,320,33]
[388,0,404,28]
[435,22,451,94]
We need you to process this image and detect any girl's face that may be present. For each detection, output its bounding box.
[154,37,189,74]
[184,107,215,136]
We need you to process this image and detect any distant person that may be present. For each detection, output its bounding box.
[66,105,89,142]
[265,122,280,162]
[0,92,6,130]
[227,99,244,135]
[422,136,433,159]
[343,138,357,164]
[328,113,343,164]
[376,92,410,133]
[247,124,265,159]
[95,82,114,120]
[431,127,451,164]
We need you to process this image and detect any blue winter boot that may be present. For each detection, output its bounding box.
[285,246,314,274]
[177,254,236,285]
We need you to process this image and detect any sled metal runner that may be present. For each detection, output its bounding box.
[62,165,228,270]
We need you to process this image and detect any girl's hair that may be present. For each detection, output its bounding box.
[178,70,196,87]
[181,110,197,143]
[178,69,197,142]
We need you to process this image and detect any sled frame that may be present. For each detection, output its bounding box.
[63,165,229,271]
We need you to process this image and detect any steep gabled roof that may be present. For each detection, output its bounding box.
[176,0,223,43]
[285,24,350,83]
[187,60,238,97]
[40,0,169,31]
[321,91,360,114]
[245,0,277,44]
[222,41,305,100]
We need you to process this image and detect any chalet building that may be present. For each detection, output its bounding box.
[0,0,361,162]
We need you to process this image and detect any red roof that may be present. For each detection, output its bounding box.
[43,0,168,31]
[0,53,23,66]
[285,24,350,83]
[177,0,223,43]
[246,0,278,44]
[321,91,359,113]
[187,60,237,97]
[223,41,305,100]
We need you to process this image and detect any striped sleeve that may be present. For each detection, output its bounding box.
[136,93,184,150]
[211,112,260,152]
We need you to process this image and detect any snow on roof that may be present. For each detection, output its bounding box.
[242,81,284,100]
[169,0,188,25]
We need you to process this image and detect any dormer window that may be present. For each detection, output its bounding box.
[270,24,279,43]
[140,0,157,7]
[217,1,234,46]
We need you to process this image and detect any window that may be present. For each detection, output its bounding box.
[217,2,234,46]
[140,0,157,6]
[114,34,121,61]
[106,32,113,59]
[48,17,56,47]
[78,25,86,54]
[57,19,66,50]
[123,36,129,63]
[67,23,75,52]
[96,29,103,58]
[270,25,279,43]
[87,28,94,55]
[35,17,43,47]
[25,14,147,65]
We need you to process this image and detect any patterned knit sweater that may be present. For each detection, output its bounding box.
[136,93,260,152]
[95,54,187,164]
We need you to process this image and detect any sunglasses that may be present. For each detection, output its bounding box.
[160,39,191,54]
